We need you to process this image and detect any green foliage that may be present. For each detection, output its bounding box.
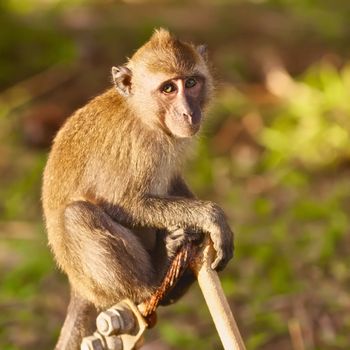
[158,323,210,348]
[1,1,350,349]
[1,237,53,300]
[0,2,76,88]
[0,154,46,220]
[260,62,350,169]
[0,235,58,350]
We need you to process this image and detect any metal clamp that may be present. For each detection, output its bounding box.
[81,299,148,350]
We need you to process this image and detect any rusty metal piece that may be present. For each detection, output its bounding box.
[139,241,195,317]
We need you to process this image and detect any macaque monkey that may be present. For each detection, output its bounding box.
[42,29,233,349]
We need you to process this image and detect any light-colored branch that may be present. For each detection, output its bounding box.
[191,243,246,350]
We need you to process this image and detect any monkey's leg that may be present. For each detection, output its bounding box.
[55,290,97,350]
[63,200,157,308]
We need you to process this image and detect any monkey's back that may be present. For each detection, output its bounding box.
[42,87,183,259]
[42,89,133,256]
[43,89,128,209]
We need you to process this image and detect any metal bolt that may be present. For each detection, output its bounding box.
[80,335,105,350]
[97,304,135,336]
[105,335,123,350]
[96,310,122,336]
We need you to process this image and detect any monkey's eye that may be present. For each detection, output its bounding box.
[185,77,197,88]
[162,83,176,94]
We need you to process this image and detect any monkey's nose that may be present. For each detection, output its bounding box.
[183,111,194,124]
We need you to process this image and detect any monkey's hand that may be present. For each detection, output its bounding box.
[204,204,234,271]
[165,226,203,258]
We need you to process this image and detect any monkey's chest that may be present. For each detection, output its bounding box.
[148,161,174,196]
[149,179,170,196]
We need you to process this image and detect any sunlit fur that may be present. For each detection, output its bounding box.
[133,29,211,76]
[128,29,213,135]
[42,29,232,350]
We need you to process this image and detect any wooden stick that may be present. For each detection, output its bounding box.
[191,243,246,350]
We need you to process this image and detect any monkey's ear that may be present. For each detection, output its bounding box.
[112,66,132,96]
[196,45,208,61]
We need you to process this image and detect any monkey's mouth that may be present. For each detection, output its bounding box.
[188,122,201,135]
[163,109,202,138]
[173,122,201,138]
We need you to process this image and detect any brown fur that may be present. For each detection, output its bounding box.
[133,29,202,75]
[43,29,233,349]
[54,291,97,350]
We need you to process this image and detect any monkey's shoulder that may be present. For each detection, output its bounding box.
[67,88,127,127]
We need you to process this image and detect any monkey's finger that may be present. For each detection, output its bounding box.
[211,250,223,270]
[211,240,234,271]
[188,230,204,243]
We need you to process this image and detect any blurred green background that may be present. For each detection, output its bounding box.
[1,0,350,349]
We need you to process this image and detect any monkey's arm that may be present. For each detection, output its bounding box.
[157,176,198,305]
[144,196,233,270]
[106,183,233,271]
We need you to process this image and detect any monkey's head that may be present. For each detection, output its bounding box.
[112,28,213,138]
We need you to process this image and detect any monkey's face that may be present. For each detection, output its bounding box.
[156,75,206,138]
[111,29,213,138]
[113,66,209,139]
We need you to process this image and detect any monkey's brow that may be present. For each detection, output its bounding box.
[163,73,206,81]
